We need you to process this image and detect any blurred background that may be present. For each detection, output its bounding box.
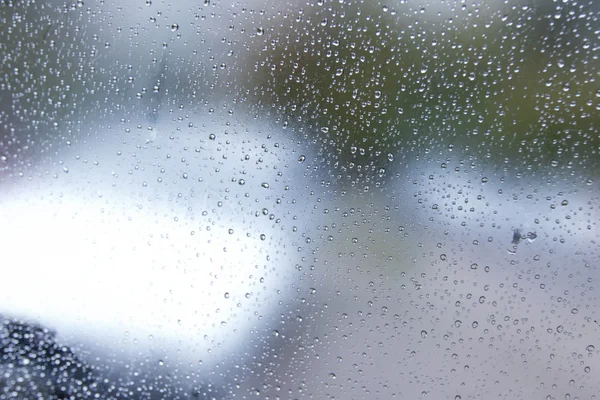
[0,0,599,399]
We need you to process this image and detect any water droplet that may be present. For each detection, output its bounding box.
[171,23,179,32]
[256,27,264,36]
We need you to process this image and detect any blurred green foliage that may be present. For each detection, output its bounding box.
[1,0,599,182]
[243,0,600,178]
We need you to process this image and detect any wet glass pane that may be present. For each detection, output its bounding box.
[0,0,598,399]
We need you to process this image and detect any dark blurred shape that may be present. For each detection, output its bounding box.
[512,229,523,245]
[0,317,226,399]
[0,316,107,399]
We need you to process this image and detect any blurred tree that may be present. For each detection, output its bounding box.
[241,0,600,180]
[1,0,598,183]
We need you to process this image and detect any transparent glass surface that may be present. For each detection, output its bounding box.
[0,0,598,399]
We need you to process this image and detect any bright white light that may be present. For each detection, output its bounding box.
[0,112,310,372]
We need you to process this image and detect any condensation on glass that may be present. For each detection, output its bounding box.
[0,0,598,399]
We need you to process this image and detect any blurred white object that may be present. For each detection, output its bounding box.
[0,110,315,376]
[265,158,599,400]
